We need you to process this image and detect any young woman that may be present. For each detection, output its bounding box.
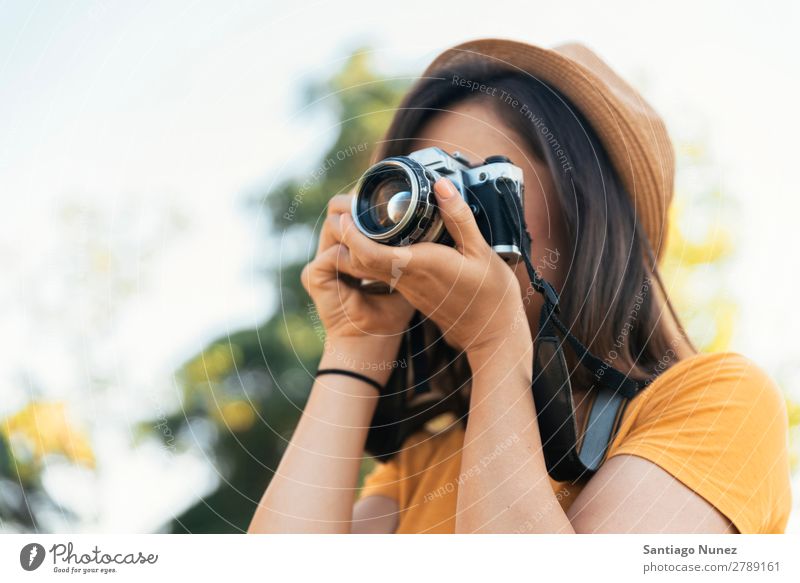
[249,39,791,534]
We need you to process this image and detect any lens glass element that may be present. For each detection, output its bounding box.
[357,166,414,234]
[371,179,411,228]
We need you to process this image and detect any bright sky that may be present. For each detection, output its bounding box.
[1,0,798,532]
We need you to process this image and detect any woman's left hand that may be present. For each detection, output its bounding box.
[338,178,531,357]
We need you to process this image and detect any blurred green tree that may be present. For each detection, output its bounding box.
[161,51,409,533]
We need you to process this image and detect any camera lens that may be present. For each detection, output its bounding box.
[353,156,444,247]
[354,163,418,239]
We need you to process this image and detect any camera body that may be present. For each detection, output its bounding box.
[352,147,526,262]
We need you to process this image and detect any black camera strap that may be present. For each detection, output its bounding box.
[494,178,652,482]
[408,311,431,395]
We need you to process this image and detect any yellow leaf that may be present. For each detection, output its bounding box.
[2,401,95,467]
[215,400,256,432]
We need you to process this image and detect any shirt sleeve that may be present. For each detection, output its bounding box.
[609,353,792,533]
[359,458,401,501]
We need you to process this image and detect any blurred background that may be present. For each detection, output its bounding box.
[1,0,798,533]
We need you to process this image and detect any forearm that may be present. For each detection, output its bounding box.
[456,338,575,533]
[248,338,398,533]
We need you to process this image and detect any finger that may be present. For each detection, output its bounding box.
[335,244,377,281]
[301,243,342,292]
[326,193,354,216]
[338,212,401,279]
[307,244,383,298]
[317,213,344,253]
[302,241,368,289]
[433,178,485,254]
[316,194,354,253]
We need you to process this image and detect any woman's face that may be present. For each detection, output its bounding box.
[412,98,570,331]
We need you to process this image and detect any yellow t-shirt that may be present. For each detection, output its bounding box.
[359,352,792,533]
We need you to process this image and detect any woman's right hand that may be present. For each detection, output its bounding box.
[301,194,415,378]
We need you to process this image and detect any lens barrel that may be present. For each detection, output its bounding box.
[352,157,442,246]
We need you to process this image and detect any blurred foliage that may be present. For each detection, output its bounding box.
[0,196,187,532]
[159,51,409,533]
[663,141,799,465]
[2,402,95,470]
[662,142,737,353]
[789,400,800,470]
[1,401,91,530]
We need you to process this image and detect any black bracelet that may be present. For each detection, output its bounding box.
[315,368,383,394]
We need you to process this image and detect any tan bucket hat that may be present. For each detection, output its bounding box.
[421,38,675,260]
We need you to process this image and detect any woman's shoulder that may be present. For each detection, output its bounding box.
[613,352,792,533]
[621,351,789,448]
[632,351,785,419]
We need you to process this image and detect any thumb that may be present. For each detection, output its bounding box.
[434,178,485,254]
